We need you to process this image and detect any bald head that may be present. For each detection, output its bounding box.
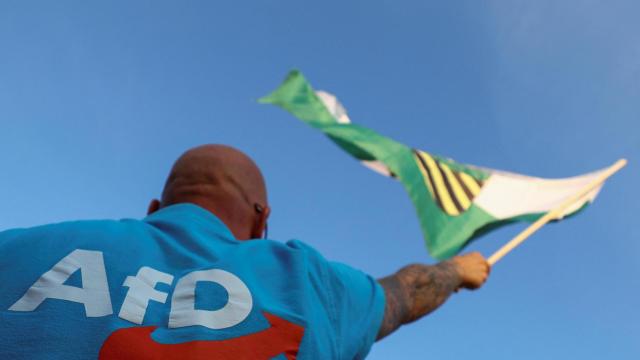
[149,145,269,240]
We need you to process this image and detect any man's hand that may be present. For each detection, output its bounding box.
[451,252,491,290]
[376,252,491,340]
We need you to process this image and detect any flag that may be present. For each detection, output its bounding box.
[260,70,608,260]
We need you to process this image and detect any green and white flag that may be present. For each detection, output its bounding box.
[261,70,609,260]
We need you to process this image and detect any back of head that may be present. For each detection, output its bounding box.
[151,144,269,240]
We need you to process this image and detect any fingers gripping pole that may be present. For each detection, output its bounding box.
[487,159,627,266]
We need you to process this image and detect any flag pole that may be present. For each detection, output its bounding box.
[487,158,627,266]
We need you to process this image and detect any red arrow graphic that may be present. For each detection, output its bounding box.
[99,312,305,360]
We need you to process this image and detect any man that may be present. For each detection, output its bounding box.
[0,144,489,359]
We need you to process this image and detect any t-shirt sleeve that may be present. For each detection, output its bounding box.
[327,261,386,359]
[287,240,386,359]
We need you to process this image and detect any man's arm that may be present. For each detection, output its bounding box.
[376,252,490,340]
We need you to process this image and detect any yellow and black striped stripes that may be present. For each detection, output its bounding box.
[413,150,484,216]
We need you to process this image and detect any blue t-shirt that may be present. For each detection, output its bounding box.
[0,204,385,359]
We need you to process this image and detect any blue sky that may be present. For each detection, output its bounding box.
[1,1,638,358]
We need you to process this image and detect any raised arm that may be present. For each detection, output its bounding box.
[376,252,490,340]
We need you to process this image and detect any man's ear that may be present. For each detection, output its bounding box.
[147,199,161,215]
[251,205,270,239]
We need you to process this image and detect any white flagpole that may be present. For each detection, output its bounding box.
[487,159,627,266]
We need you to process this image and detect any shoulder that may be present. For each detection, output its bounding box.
[284,239,323,256]
[2,217,142,234]
[0,217,148,251]
[281,239,336,277]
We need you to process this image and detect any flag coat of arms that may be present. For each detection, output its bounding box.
[261,70,609,260]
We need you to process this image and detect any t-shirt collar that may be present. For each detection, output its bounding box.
[143,202,237,242]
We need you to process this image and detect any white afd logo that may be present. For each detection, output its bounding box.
[9,249,253,330]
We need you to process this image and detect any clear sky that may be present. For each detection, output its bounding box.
[1,1,638,359]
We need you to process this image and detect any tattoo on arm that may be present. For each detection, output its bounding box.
[377,274,409,341]
[376,261,461,340]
